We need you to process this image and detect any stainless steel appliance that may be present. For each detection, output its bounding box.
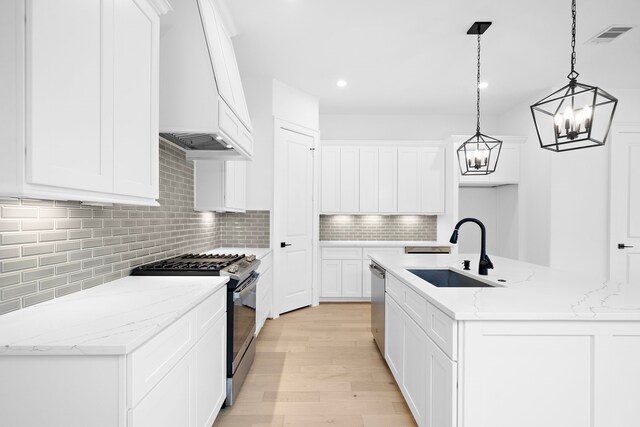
[131,253,260,406]
[370,262,386,356]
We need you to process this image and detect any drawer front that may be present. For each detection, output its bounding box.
[385,273,404,304]
[321,247,363,260]
[363,247,405,259]
[218,100,240,139]
[256,252,273,274]
[403,285,428,331]
[426,302,457,360]
[196,287,226,339]
[128,311,197,408]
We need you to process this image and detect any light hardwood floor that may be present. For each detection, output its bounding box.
[213,303,417,427]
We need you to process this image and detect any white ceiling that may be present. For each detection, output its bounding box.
[225,0,640,115]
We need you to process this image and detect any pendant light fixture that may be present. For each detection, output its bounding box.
[530,0,618,152]
[457,22,502,176]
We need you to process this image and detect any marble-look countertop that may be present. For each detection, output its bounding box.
[319,240,451,248]
[205,247,272,259]
[0,276,229,356]
[371,253,640,321]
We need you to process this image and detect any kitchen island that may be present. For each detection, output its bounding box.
[0,275,229,427]
[370,253,640,427]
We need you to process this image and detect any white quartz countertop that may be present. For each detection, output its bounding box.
[319,240,451,248]
[0,276,229,356]
[370,253,640,321]
[205,247,272,259]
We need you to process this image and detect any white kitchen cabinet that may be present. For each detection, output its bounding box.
[340,147,360,212]
[256,252,274,336]
[195,315,227,427]
[378,147,398,212]
[0,283,227,427]
[425,336,456,427]
[320,258,363,298]
[129,349,197,427]
[321,143,444,214]
[398,146,446,214]
[0,0,165,205]
[320,146,341,212]
[320,259,343,298]
[341,259,363,297]
[359,147,380,212]
[385,295,404,383]
[321,246,405,300]
[385,274,457,427]
[194,160,246,212]
[402,313,428,426]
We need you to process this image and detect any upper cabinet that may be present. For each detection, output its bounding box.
[194,160,246,213]
[320,142,446,215]
[0,0,168,205]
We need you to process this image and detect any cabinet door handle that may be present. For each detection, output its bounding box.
[618,243,635,249]
[280,242,292,248]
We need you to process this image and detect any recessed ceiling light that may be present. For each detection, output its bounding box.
[215,135,222,140]
[336,80,347,88]
[225,144,233,149]
[478,81,489,89]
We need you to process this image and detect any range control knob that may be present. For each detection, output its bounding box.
[228,264,239,274]
[246,255,256,262]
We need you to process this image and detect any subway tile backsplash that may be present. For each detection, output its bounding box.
[320,214,437,241]
[218,210,270,248]
[0,141,223,315]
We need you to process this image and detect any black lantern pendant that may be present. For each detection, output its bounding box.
[457,22,502,176]
[530,0,618,152]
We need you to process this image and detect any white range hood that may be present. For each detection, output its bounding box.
[159,0,253,160]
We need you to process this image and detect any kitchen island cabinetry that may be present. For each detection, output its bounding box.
[0,276,228,427]
[375,253,640,427]
[0,0,168,205]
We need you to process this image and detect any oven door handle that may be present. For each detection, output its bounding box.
[233,273,259,301]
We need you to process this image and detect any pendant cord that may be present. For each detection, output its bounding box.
[568,0,579,81]
[476,33,481,135]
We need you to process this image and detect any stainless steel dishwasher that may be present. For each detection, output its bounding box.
[370,262,386,356]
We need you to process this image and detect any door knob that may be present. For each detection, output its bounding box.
[618,243,635,249]
[280,242,292,248]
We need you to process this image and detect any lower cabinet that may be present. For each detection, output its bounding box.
[256,252,274,335]
[385,286,457,427]
[129,292,227,427]
[320,259,362,298]
[320,246,404,300]
[195,315,227,427]
[128,350,197,427]
[385,295,404,381]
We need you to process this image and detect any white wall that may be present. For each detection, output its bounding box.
[498,87,640,281]
[458,185,518,259]
[320,114,499,140]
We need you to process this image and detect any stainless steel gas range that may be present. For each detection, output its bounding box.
[132,253,260,406]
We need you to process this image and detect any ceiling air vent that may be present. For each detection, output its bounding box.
[587,25,634,44]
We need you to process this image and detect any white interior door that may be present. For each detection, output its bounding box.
[610,126,640,284]
[274,123,317,314]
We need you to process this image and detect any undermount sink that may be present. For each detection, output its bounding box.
[407,269,495,288]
